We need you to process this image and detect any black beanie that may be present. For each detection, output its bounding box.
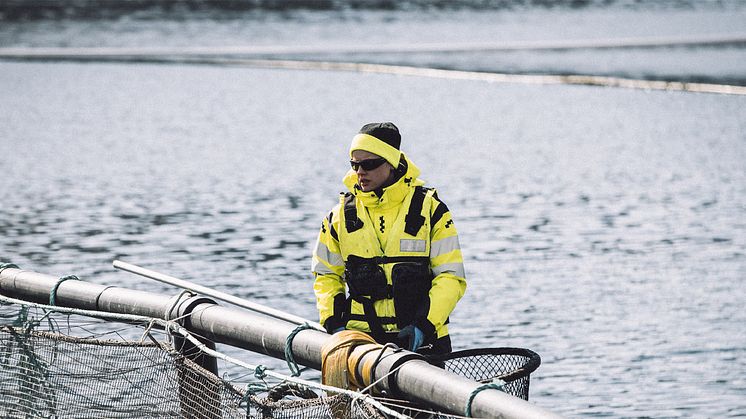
[358,122,401,150]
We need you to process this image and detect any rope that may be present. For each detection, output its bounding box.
[254,365,267,380]
[360,363,404,396]
[320,330,378,391]
[349,343,391,390]
[49,275,79,306]
[376,396,457,418]
[464,379,507,417]
[0,262,19,274]
[162,290,196,347]
[267,382,318,401]
[164,290,195,321]
[241,367,270,411]
[284,322,314,377]
[241,366,271,417]
[3,45,745,95]
[360,343,400,390]
[239,364,271,415]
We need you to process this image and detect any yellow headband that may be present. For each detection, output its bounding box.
[350,133,401,168]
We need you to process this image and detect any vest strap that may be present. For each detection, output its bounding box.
[354,296,386,342]
[346,254,429,266]
[404,186,427,236]
[343,186,429,236]
[344,193,364,233]
[348,313,398,325]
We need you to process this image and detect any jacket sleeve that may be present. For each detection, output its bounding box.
[416,194,467,337]
[312,206,347,333]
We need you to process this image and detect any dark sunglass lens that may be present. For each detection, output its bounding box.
[361,158,384,171]
[350,158,385,171]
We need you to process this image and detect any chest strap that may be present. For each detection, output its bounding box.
[343,186,429,236]
[346,255,429,265]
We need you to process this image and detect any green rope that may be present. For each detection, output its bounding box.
[284,322,314,377]
[243,366,269,395]
[49,275,80,306]
[464,379,507,417]
[244,382,268,395]
[0,262,19,274]
[241,366,271,416]
[254,365,267,380]
[240,366,270,413]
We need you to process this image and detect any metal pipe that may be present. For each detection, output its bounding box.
[0,266,562,418]
[113,260,325,332]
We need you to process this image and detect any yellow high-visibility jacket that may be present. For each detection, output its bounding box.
[312,154,466,343]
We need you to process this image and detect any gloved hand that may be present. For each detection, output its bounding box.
[397,325,424,352]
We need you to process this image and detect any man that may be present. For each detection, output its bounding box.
[312,122,466,355]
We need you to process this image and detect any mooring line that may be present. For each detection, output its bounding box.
[222,58,746,95]
[1,45,744,95]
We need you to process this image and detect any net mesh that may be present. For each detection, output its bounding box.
[0,327,241,418]
[0,302,389,419]
[430,348,541,401]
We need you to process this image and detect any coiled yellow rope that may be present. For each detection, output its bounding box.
[348,343,384,389]
[320,330,379,391]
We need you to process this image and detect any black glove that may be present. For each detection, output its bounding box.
[397,325,424,352]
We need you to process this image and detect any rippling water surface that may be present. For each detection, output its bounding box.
[1,2,746,418]
[2,0,746,84]
[2,60,744,418]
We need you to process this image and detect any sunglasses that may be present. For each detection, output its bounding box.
[350,157,387,171]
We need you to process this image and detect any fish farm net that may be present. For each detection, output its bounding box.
[0,300,392,419]
[0,295,542,418]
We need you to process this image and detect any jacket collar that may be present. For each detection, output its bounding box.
[343,153,425,209]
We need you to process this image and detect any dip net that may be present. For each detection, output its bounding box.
[430,348,541,401]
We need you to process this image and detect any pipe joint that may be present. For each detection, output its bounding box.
[171,295,218,329]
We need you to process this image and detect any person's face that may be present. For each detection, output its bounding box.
[351,150,394,192]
